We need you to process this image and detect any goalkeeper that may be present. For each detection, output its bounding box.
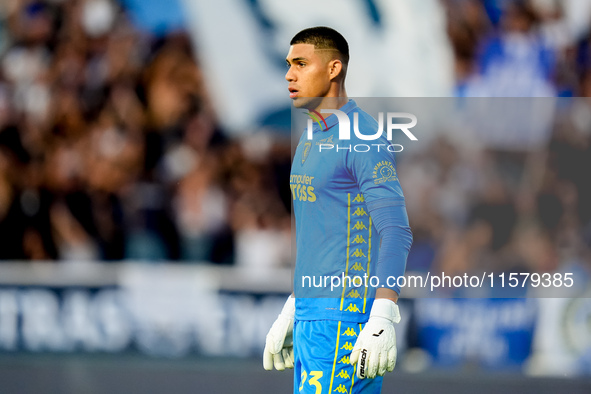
[264,27,413,394]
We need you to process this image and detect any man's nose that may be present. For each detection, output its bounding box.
[285,66,295,82]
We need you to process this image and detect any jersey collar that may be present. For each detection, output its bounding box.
[311,99,358,134]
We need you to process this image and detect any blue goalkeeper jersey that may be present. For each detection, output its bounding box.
[291,99,408,322]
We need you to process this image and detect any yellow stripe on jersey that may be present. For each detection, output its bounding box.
[340,194,352,311]
[363,217,372,314]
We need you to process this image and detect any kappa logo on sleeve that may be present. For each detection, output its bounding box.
[372,161,398,185]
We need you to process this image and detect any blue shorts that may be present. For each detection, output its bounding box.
[294,319,383,394]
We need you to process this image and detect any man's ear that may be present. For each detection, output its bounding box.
[328,59,344,81]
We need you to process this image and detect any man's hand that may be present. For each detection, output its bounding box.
[263,296,295,371]
[350,298,401,379]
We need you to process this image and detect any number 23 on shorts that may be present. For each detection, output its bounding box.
[299,370,324,393]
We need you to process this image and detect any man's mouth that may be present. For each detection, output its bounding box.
[289,88,299,99]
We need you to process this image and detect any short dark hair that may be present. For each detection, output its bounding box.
[290,26,349,65]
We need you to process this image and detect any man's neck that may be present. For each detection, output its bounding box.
[312,95,349,114]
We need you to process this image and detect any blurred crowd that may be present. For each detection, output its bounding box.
[446,0,591,97]
[0,0,589,282]
[0,0,292,264]
[401,121,591,283]
[397,0,591,282]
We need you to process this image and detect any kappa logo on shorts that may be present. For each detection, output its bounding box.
[338,355,350,364]
[334,384,348,393]
[350,263,365,272]
[342,327,357,337]
[345,303,361,313]
[340,342,354,351]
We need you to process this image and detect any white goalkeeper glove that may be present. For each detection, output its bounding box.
[350,298,401,379]
[263,295,295,371]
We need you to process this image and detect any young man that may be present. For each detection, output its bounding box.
[263,27,413,394]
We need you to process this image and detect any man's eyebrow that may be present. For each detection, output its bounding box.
[286,57,308,63]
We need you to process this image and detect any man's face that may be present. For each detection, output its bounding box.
[285,43,332,109]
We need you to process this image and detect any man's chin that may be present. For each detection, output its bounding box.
[291,97,319,110]
[291,97,307,108]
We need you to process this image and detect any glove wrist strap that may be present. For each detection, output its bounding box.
[369,298,401,324]
[280,295,296,318]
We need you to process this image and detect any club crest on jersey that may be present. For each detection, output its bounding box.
[301,142,312,164]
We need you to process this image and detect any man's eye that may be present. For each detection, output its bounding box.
[299,63,306,67]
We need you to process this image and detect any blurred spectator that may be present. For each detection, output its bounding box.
[470,1,556,96]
